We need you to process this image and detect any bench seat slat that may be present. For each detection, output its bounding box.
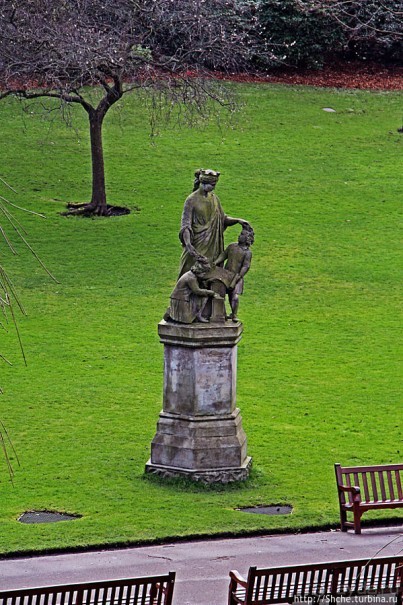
[343,499,403,508]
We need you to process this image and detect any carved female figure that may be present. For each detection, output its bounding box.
[178,169,250,278]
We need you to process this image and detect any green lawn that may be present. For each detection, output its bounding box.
[0,83,401,555]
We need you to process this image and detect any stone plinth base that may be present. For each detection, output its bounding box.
[145,456,252,484]
[148,408,248,472]
[145,320,251,484]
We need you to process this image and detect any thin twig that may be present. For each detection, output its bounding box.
[0,432,15,485]
[0,177,17,193]
[0,205,59,283]
[0,420,20,467]
[0,194,46,218]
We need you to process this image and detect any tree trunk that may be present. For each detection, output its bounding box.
[88,109,108,215]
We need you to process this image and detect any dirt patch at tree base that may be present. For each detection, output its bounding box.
[62,203,131,217]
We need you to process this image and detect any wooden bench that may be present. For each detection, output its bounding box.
[335,462,403,534]
[228,555,403,605]
[0,572,175,605]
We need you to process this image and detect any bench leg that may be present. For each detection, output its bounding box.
[340,509,348,532]
[228,576,247,605]
[228,591,238,605]
[228,580,238,605]
[353,507,362,534]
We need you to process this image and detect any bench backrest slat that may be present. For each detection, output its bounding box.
[293,571,301,598]
[284,569,293,599]
[92,587,100,605]
[370,472,379,502]
[385,561,394,587]
[301,570,309,595]
[313,569,323,594]
[387,471,395,500]
[396,469,403,499]
[379,472,387,501]
[378,563,386,591]
[245,557,403,604]
[306,569,316,595]
[336,464,403,504]
[253,572,262,602]
[141,590,147,605]
[261,573,270,602]
[361,562,371,591]
[334,560,400,595]
[362,472,370,501]
[369,562,380,592]
[0,573,175,605]
[278,574,284,595]
[250,567,336,603]
[357,563,369,593]
[337,566,347,593]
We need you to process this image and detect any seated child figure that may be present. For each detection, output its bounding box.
[214,228,254,321]
[166,260,220,324]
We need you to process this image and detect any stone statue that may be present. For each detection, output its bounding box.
[178,169,251,278]
[214,227,254,321]
[165,260,221,324]
[147,171,253,484]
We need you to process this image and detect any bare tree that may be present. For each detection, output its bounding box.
[0,0,265,217]
[296,0,402,62]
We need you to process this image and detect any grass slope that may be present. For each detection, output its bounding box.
[0,84,402,555]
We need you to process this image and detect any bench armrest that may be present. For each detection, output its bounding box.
[229,570,248,588]
[229,570,248,605]
[338,484,361,505]
[338,484,360,495]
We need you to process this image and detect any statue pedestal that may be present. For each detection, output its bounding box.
[145,320,252,483]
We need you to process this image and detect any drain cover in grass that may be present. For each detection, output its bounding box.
[18,510,81,524]
[237,505,293,515]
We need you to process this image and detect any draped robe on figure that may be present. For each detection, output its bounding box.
[178,189,227,278]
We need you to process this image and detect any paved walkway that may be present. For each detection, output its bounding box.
[0,526,402,605]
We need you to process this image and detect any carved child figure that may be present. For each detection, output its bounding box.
[165,260,221,324]
[214,227,254,321]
